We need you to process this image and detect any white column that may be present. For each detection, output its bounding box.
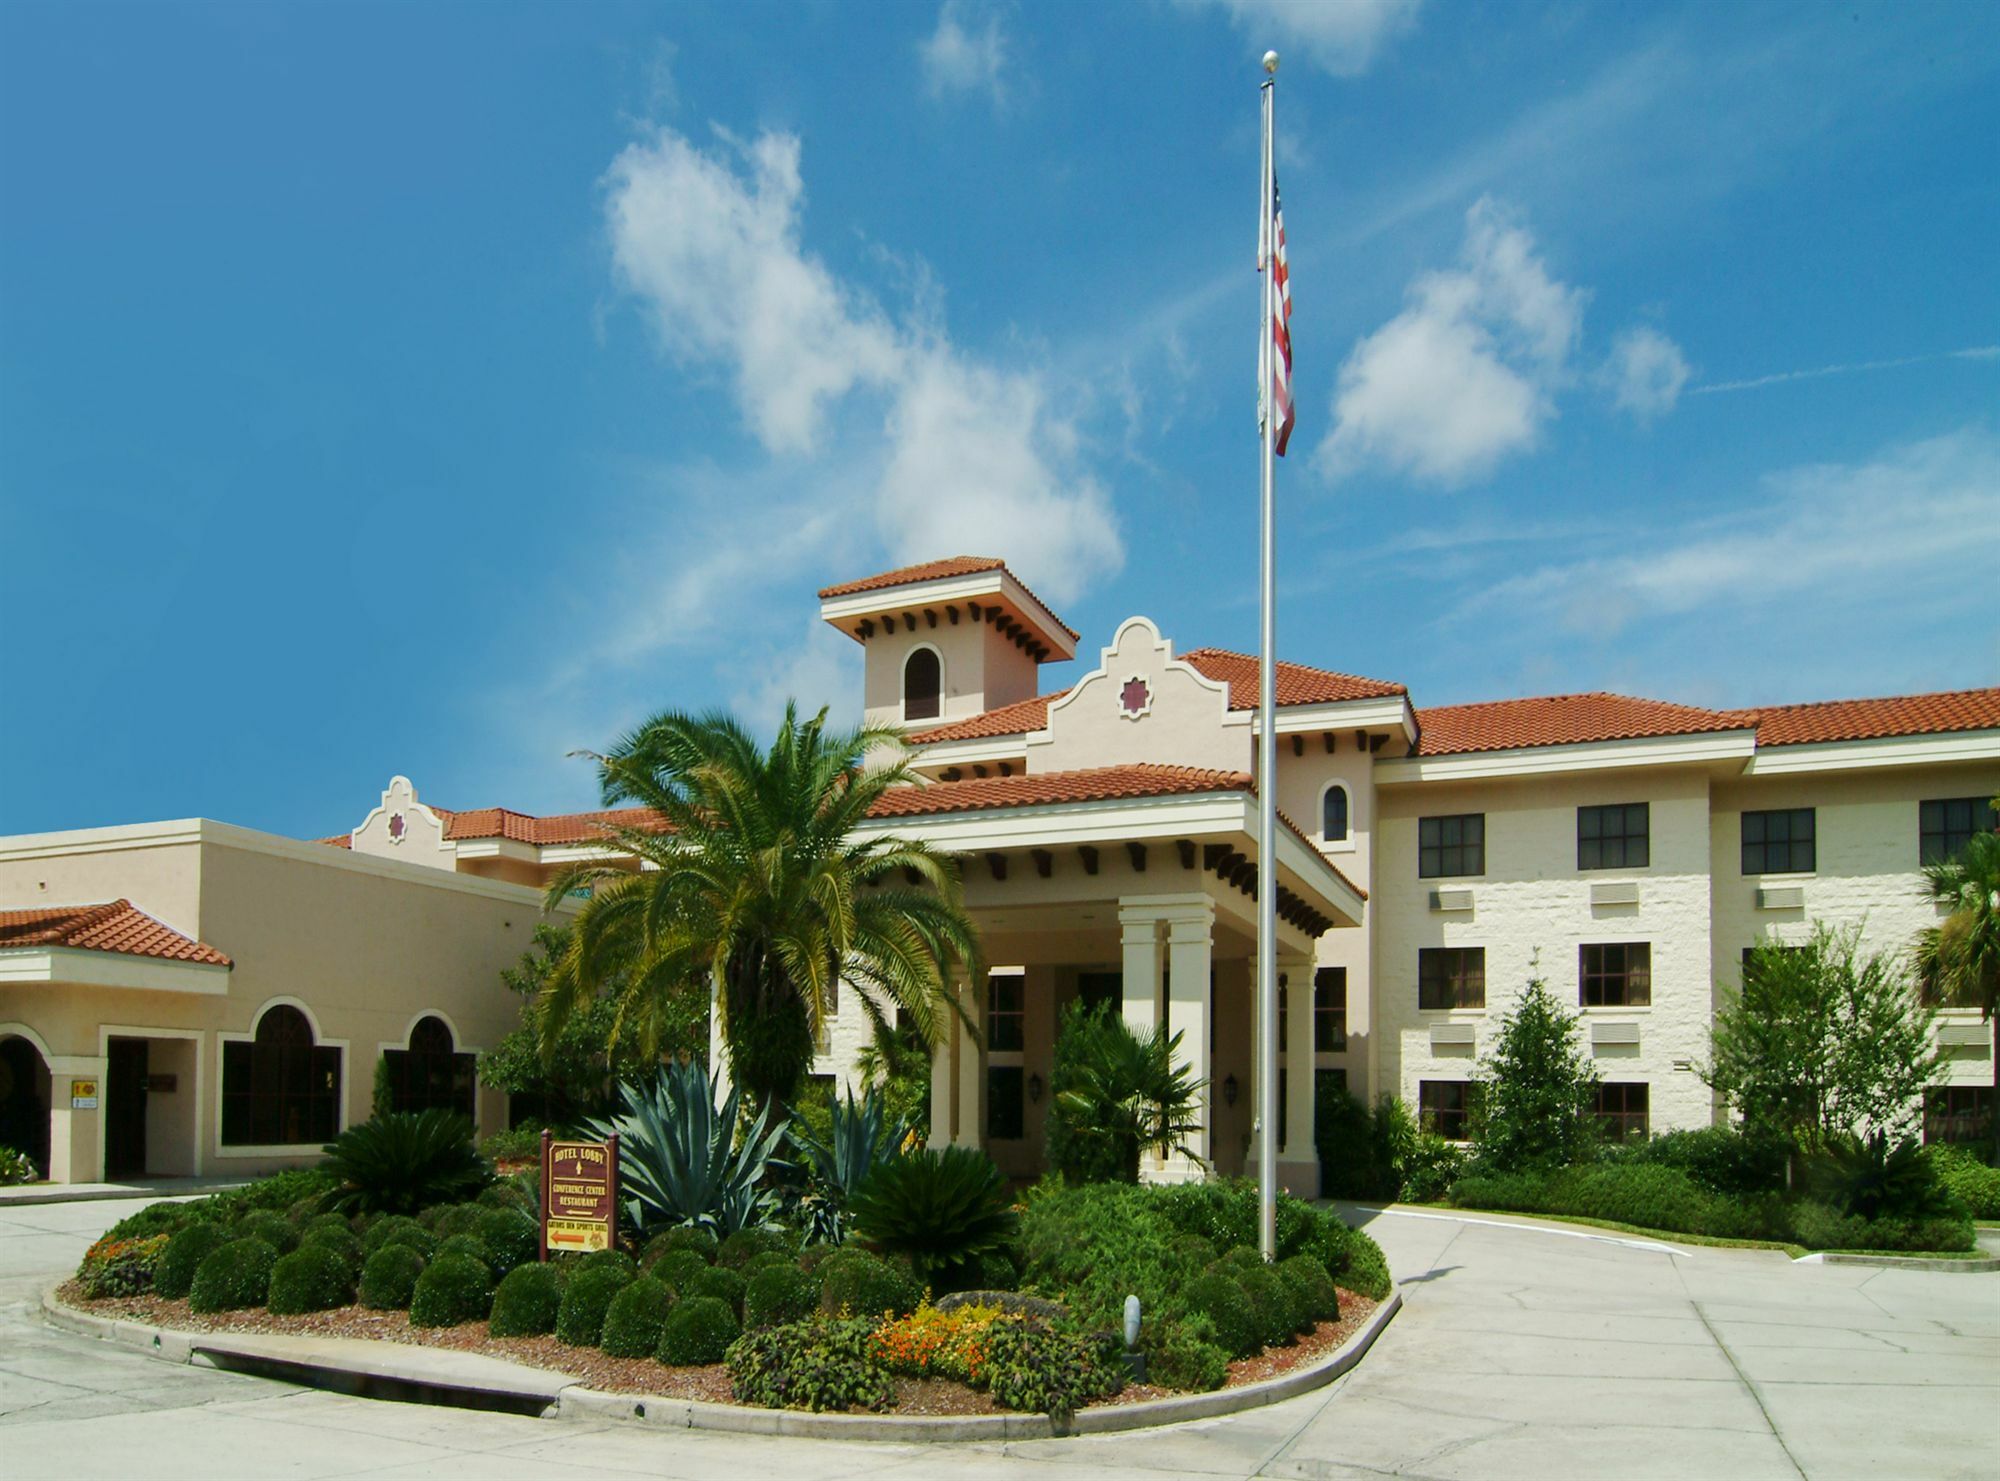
[46,1053,105,1185]
[929,1021,956,1149]
[1117,907,1164,1041]
[1282,957,1320,1197]
[1164,901,1216,1180]
[953,975,985,1149]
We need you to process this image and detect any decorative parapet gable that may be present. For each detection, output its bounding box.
[1026,617,1252,776]
[349,776,456,870]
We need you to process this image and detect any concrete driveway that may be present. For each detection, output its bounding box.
[1,1196,1993,1480]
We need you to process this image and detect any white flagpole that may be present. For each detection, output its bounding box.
[1256,50,1280,1263]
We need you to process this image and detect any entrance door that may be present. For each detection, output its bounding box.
[104,1038,149,1179]
[0,1036,51,1175]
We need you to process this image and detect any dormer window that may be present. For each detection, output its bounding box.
[904,647,942,722]
[1321,783,1351,844]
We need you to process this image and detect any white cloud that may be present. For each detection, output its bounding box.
[1607,325,1690,420]
[919,2,1008,104]
[1474,427,2000,639]
[1176,0,1424,76]
[1316,198,1586,487]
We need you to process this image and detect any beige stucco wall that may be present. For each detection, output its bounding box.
[860,618,1040,731]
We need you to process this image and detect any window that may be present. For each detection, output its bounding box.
[986,1065,1025,1140]
[1924,1087,1994,1145]
[1314,967,1348,1052]
[1419,813,1484,878]
[1578,803,1649,870]
[1920,797,1999,865]
[1593,1083,1650,1141]
[903,647,941,721]
[1077,971,1122,1015]
[1418,947,1485,1010]
[987,974,1025,1053]
[1580,943,1652,1007]
[1742,808,1814,874]
[1315,1067,1349,1102]
[1418,1080,1482,1141]
[383,1015,475,1118]
[1321,784,1350,844]
[222,1005,341,1147]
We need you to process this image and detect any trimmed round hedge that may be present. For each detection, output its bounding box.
[362,1216,437,1261]
[650,1248,709,1294]
[657,1294,739,1365]
[1181,1272,1259,1358]
[1236,1264,1301,1347]
[358,1245,427,1310]
[717,1227,791,1269]
[489,1262,565,1337]
[599,1276,673,1358]
[301,1224,365,1278]
[155,1222,232,1301]
[555,1263,633,1347]
[477,1181,535,1214]
[651,1226,719,1266]
[435,1233,493,1271]
[744,1265,819,1329]
[303,1211,356,1239]
[573,1248,638,1281]
[233,1212,299,1255]
[740,1249,791,1278]
[429,1203,487,1240]
[1276,1254,1339,1325]
[473,1209,537,1276]
[189,1236,279,1313]
[267,1242,355,1315]
[409,1251,494,1328]
[815,1249,917,1320]
[686,1265,746,1317]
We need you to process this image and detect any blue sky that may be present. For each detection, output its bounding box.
[3,0,1995,839]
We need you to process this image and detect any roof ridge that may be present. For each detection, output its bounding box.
[1744,683,2000,715]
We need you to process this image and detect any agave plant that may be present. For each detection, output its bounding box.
[847,1145,1017,1289]
[587,1059,787,1236]
[319,1109,493,1215]
[788,1088,906,1244]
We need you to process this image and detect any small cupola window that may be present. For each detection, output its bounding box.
[1322,783,1351,843]
[904,647,942,721]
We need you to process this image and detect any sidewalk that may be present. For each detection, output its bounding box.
[0,1178,246,1208]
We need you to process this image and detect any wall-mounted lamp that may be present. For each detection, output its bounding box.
[1222,1073,1239,1108]
[1027,1073,1044,1105]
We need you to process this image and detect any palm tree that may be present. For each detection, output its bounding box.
[536,705,983,1111]
[1915,818,2000,1161]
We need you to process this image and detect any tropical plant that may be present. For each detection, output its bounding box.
[1702,926,1943,1178]
[1045,1000,1205,1183]
[1473,972,1601,1173]
[847,1145,1019,1289]
[0,1146,38,1185]
[727,1315,895,1411]
[584,1060,787,1235]
[535,704,983,1110]
[1915,825,2000,1161]
[1806,1133,1958,1221]
[788,1086,905,1244]
[317,1110,494,1216]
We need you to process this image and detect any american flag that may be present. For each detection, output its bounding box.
[1270,176,1294,456]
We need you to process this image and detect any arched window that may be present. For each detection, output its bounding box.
[222,1005,341,1146]
[904,647,942,721]
[1322,783,1351,844]
[384,1015,476,1118]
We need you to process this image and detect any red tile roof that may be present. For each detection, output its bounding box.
[1725,686,2000,747]
[817,556,1080,642]
[866,763,1254,817]
[315,834,354,848]
[1179,649,1407,709]
[0,900,231,967]
[1415,693,1750,757]
[442,807,669,846]
[910,691,1065,744]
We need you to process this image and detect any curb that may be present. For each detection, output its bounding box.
[0,1182,247,1209]
[41,1283,1402,1442]
[1807,1253,2000,1273]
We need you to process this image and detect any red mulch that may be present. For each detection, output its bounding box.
[58,1281,1376,1415]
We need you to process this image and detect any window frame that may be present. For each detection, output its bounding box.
[1418,813,1485,879]
[986,1064,1025,1141]
[1314,966,1348,1053]
[986,972,1025,1054]
[1580,942,1653,1008]
[1919,796,1999,866]
[1418,1080,1482,1141]
[1923,1086,1995,1145]
[382,1014,476,1120]
[902,644,943,723]
[1418,946,1486,1010]
[220,1003,343,1149]
[1741,807,1816,875]
[1592,1082,1650,1142]
[1320,782,1352,847]
[1577,802,1650,871]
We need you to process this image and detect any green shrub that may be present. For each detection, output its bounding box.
[1147,1316,1230,1392]
[1016,1181,1182,1335]
[472,1209,537,1275]
[205,1168,340,1219]
[847,1146,1018,1290]
[599,1276,673,1357]
[1170,1232,1218,1270]
[1472,975,1600,1173]
[982,1319,1120,1420]
[687,1264,747,1316]
[301,1223,365,1278]
[742,1249,792,1277]
[358,1245,427,1309]
[1277,1254,1339,1325]
[478,1124,546,1164]
[1617,1126,1787,1197]
[726,1315,893,1411]
[814,1248,918,1320]
[1315,1084,1398,1199]
[431,1203,488,1240]
[233,1212,299,1255]
[650,1248,710,1294]
[155,1222,232,1301]
[1236,1265,1299,1348]
[362,1216,437,1260]
[555,1263,633,1346]
[189,1237,279,1313]
[1930,1144,2000,1219]
[1448,1163,1786,1241]
[744,1265,820,1328]
[657,1294,740,1365]
[488,1261,565,1336]
[476,1178,536,1213]
[1216,1244,1262,1272]
[653,1225,720,1265]
[320,1110,494,1216]
[408,1251,494,1327]
[1788,1200,1974,1253]
[1180,1273,1258,1358]
[100,1198,206,1245]
[435,1233,493,1270]
[1,1144,40,1185]
[1339,1230,1392,1300]
[78,1232,170,1298]
[303,1211,356,1238]
[267,1243,356,1315]
[574,1248,639,1280]
[717,1226,792,1269]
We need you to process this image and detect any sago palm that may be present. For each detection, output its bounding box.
[1915,823,2000,1159]
[537,704,982,1110]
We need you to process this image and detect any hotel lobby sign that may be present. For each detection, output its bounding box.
[539,1132,620,1257]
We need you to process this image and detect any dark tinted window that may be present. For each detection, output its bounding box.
[1323,786,1350,842]
[1742,808,1815,874]
[1578,803,1649,870]
[1419,813,1485,878]
[1581,943,1652,1007]
[904,647,942,721]
[986,1065,1024,1140]
[1419,947,1485,1010]
[1920,797,1998,865]
[221,1006,341,1147]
